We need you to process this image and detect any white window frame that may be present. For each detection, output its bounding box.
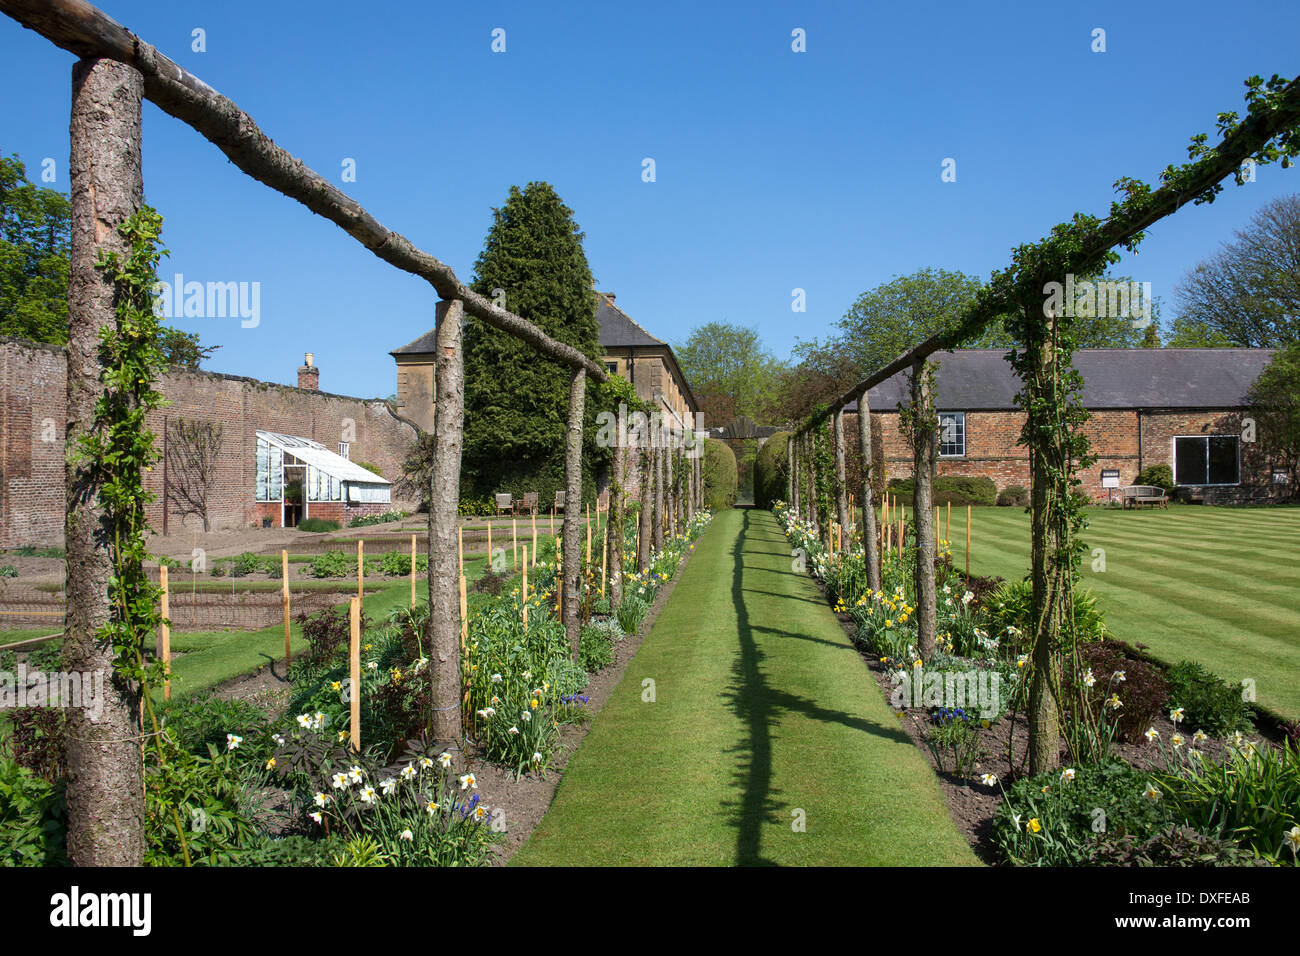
[938,412,966,458]
[338,441,350,459]
[1172,435,1240,487]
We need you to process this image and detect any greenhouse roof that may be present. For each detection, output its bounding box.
[256,431,390,485]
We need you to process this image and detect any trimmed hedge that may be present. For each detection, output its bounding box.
[887,475,997,506]
[754,431,791,510]
[1135,464,1174,496]
[702,439,738,511]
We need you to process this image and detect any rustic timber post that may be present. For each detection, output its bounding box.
[653,440,665,552]
[910,360,938,661]
[427,297,465,749]
[833,408,850,547]
[637,444,653,571]
[785,434,795,515]
[562,366,586,654]
[675,441,685,531]
[665,434,676,536]
[607,440,626,608]
[63,56,146,868]
[857,388,881,593]
[1027,306,1066,774]
[786,431,795,506]
[684,432,695,523]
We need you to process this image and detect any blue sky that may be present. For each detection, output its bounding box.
[2,0,1298,399]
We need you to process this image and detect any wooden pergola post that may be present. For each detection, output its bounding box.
[833,407,850,551]
[607,440,626,608]
[1027,307,1067,774]
[857,388,881,593]
[791,433,800,516]
[684,432,695,523]
[910,360,938,661]
[652,438,665,553]
[786,430,795,507]
[637,443,653,571]
[63,55,146,867]
[562,366,586,655]
[427,297,465,748]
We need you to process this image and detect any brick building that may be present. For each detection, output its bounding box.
[0,337,420,548]
[852,348,1281,504]
[391,290,700,432]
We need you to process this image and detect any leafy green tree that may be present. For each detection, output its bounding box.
[674,322,784,425]
[1247,340,1300,495]
[1,153,214,367]
[462,182,605,501]
[1170,194,1300,347]
[1,153,71,343]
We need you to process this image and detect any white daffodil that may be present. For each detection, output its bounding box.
[532,752,543,763]
[1061,768,1076,783]
[491,673,503,683]
[399,829,414,841]
[359,785,377,803]
[1284,826,1300,855]
[1193,729,1208,745]
[1169,707,1185,724]
[418,756,433,769]
[1081,670,1096,689]
[438,752,452,768]
[272,733,286,747]
[314,792,330,807]
[1113,670,1126,682]
[980,773,998,786]
[521,711,532,723]
[1144,727,1160,743]
[226,733,242,751]
[331,773,349,790]
[459,773,478,790]
[296,713,312,729]
[426,801,440,816]
[348,765,364,784]
[309,811,323,824]
[380,777,398,796]
[1143,783,1161,801]
[401,764,418,780]
[508,726,520,735]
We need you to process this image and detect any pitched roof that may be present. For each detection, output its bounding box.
[848,348,1275,412]
[594,292,665,348]
[257,431,391,485]
[390,292,663,354]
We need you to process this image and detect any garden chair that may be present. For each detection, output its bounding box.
[554,490,565,514]
[521,491,538,514]
[494,492,513,516]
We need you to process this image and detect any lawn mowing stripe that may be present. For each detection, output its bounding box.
[512,509,978,867]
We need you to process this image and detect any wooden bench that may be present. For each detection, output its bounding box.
[494,493,513,516]
[519,491,538,514]
[1122,485,1168,509]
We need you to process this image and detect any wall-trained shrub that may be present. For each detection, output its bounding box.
[754,431,790,510]
[702,439,738,511]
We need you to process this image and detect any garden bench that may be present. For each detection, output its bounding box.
[1122,485,1168,509]
[494,493,514,516]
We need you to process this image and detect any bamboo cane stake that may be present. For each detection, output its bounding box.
[349,597,361,752]
[966,504,972,580]
[601,532,607,597]
[487,521,492,571]
[946,501,951,542]
[522,545,529,633]
[160,565,170,702]
[356,539,363,602]
[410,534,417,608]
[512,517,517,569]
[531,511,537,567]
[282,549,290,668]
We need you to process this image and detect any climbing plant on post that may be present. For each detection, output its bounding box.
[652,440,665,552]
[427,297,466,748]
[857,386,881,593]
[637,442,653,572]
[833,407,850,547]
[900,359,939,661]
[63,55,147,867]
[562,366,586,654]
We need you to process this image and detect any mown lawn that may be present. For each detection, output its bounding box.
[514,508,978,866]
[942,504,1300,721]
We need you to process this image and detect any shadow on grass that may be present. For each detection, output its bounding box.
[720,507,912,866]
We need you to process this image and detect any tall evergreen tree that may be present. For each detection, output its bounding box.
[462,182,604,501]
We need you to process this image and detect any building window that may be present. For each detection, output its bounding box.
[255,436,283,501]
[606,362,617,375]
[1173,435,1239,486]
[338,441,350,459]
[938,412,966,457]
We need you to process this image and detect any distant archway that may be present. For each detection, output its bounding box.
[708,417,782,504]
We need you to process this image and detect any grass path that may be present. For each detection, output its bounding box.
[513,508,977,866]
[944,505,1300,720]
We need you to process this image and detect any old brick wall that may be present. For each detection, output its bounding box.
[0,337,420,548]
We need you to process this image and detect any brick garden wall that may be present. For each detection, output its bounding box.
[0,336,421,548]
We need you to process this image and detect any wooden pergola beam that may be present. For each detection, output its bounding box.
[794,72,1300,435]
[0,0,608,382]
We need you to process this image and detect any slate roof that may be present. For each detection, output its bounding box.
[390,292,665,355]
[595,293,665,348]
[848,349,1275,412]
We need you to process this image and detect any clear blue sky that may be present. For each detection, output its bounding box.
[2,0,1298,399]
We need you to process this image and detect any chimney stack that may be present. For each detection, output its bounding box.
[298,352,319,391]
